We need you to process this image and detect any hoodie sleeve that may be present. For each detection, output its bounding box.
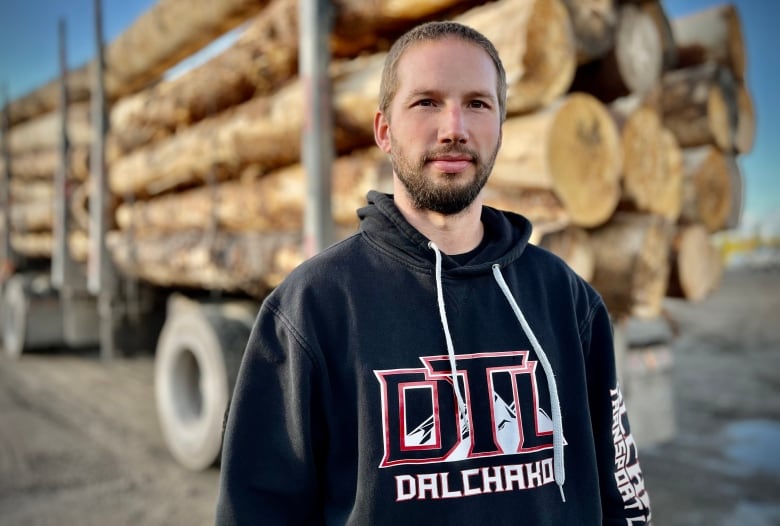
[215,300,325,525]
[581,296,653,525]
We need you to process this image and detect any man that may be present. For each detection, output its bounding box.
[216,21,652,525]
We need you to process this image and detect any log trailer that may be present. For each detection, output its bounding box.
[0,0,334,471]
[2,0,743,469]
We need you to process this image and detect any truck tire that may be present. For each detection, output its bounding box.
[154,300,252,471]
[2,275,29,359]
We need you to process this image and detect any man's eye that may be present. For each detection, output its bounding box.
[469,100,488,109]
[415,99,435,107]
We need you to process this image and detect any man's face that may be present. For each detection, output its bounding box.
[374,38,502,215]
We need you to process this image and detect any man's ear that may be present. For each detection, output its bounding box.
[374,111,392,154]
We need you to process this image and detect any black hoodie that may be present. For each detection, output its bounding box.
[216,191,652,525]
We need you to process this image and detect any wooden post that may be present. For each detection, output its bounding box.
[0,86,13,275]
[299,0,335,256]
[90,0,119,360]
[52,19,80,290]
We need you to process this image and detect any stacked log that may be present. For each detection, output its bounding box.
[1,101,90,261]
[540,1,754,317]
[1,0,754,315]
[101,0,586,295]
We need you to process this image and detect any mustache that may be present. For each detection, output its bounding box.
[421,144,479,164]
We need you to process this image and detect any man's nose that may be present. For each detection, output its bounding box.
[438,105,468,144]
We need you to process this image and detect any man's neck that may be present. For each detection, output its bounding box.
[393,188,484,255]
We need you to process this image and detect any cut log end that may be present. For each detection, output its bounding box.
[548,93,621,227]
[589,212,672,319]
[667,224,723,301]
[539,226,595,282]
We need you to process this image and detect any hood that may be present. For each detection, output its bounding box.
[357,190,567,502]
[357,191,533,275]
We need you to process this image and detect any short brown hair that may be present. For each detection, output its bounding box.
[378,21,507,122]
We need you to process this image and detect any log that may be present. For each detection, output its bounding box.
[9,180,53,204]
[10,201,53,233]
[106,229,305,297]
[2,146,90,181]
[108,0,494,158]
[458,0,577,115]
[69,229,89,264]
[331,0,490,56]
[559,0,617,64]
[570,3,663,103]
[489,93,622,227]
[679,145,735,232]
[7,0,271,127]
[114,148,392,234]
[609,97,682,222]
[666,224,723,301]
[610,97,664,215]
[109,73,376,198]
[7,103,91,154]
[10,232,52,258]
[539,226,595,282]
[589,212,672,319]
[655,128,684,223]
[660,63,736,151]
[639,1,678,71]
[670,3,746,81]
[482,186,570,244]
[108,0,300,160]
[110,0,579,198]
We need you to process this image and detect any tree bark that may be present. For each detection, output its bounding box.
[559,0,617,64]
[679,145,735,233]
[539,226,595,282]
[666,223,723,301]
[670,3,746,81]
[570,3,663,102]
[106,229,304,298]
[114,148,392,234]
[588,211,672,319]
[108,70,378,198]
[639,0,678,71]
[6,0,272,127]
[7,103,91,155]
[108,0,301,160]
[489,93,622,227]
[3,146,90,181]
[660,63,736,152]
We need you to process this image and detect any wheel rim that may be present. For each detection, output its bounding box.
[170,346,204,426]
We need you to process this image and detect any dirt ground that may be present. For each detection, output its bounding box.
[1,267,779,526]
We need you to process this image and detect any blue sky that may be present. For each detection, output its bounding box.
[0,0,777,234]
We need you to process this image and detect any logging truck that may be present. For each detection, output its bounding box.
[0,0,752,469]
[0,0,337,472]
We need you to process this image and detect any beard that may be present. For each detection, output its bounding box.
[390,138,499,215]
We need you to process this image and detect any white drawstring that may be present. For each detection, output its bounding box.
[426,242,566,502]
[492,264,566,502]
[428,242,468,433]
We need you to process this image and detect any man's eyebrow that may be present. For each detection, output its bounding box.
[402,89,498,103]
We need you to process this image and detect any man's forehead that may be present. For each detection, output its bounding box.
[394,38,498,94]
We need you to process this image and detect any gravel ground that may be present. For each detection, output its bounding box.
[0,267,778,525]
